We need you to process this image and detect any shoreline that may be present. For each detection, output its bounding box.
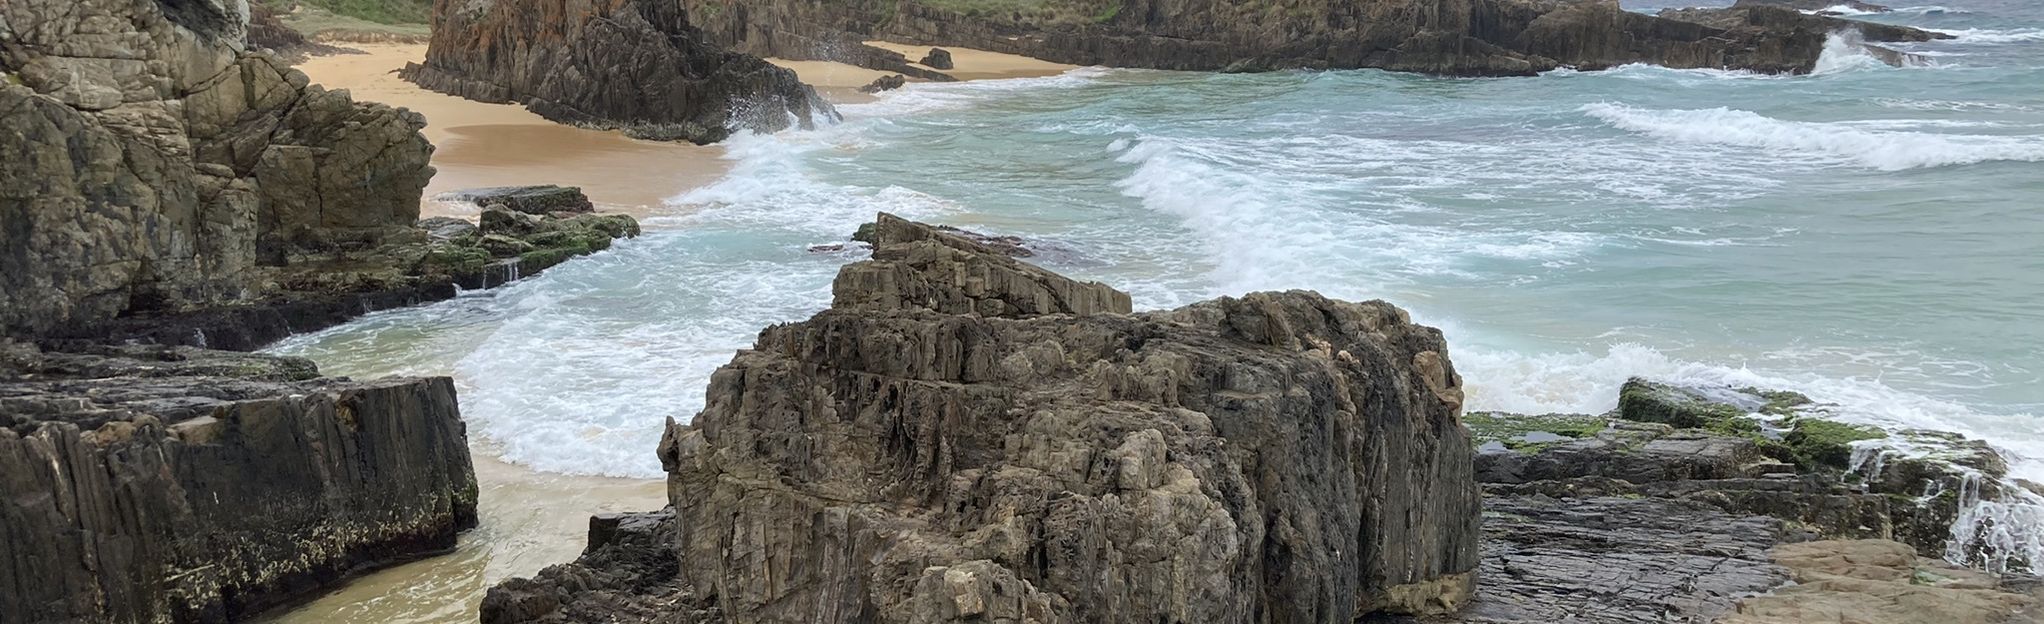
[273,40,1085,623]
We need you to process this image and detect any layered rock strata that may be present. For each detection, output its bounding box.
[679,0,1944,76]
[1,0,438,343]
[481,213,1484,622]
[0,342,479,623]
[399,0,838,144]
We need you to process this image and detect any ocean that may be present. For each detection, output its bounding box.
[270,0,2044,569]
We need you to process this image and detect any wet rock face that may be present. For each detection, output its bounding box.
[487,214,1483,622]
[400,0,838,144]
[679,0,1935,76]
[0,342,478,623]
[0,0,437,340]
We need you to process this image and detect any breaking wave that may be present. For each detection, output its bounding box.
[1581,102,2044,170]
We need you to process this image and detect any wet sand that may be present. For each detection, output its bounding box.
[296,44,727,217]
[257,456,664,623]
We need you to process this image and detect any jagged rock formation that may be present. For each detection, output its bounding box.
[0,341,478,622]
[481,214,1483,622]
[0,0,441,343]
[1737,0,1892,13]
[399,0,838,144]
[1659,4,1952,45]
[677,0,1943,76]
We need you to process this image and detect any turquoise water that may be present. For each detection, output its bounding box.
[273,0,2043,562]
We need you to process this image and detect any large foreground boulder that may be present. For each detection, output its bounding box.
[400,0,838,144]
[483,214,1484,622]
[679,0,1942,76]
[0,342,478,622]
[0,0,439,343]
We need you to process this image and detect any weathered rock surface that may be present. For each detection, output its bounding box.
[857,74,908,93]
[1659,4,1952,45]
[483,214,1483,622]
[680,0,1940,76]
[0,341,478,623]
[1737,0,1892,13]
[399,0,837,144]
[919,48,955,70]
[442,185,598,215]
[1726,540,2038,624]
[0,0,441,344]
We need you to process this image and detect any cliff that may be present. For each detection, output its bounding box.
[0,342,478,622]
[399,0,838,144]
[0,0,436,340]
[678,0,1943,76]
[481,213,1484,622]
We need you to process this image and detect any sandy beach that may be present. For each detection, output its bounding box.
[297,44,729,218]
[768,40,1076,100]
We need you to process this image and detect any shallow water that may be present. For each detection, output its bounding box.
[271,0,2044,610]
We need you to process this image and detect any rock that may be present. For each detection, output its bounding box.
[0,342,478,622]
[852,215,1038,258]
[1725,540,2034,624]
[1736,0,1891,13]
[858,73,909,93]
[920,47,955,70]
[420,216,482,242]
[398,0,839,144]
[832,213,1130,317]
[679,0,1932,76]
[1,0,441,344]
[444,185,598,215]
[485,214,1482,622]
[1659,5,1953,46]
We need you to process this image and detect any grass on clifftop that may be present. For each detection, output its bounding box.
[916,0,1123,24]
[258,0,431,25]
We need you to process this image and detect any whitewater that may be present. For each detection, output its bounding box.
[271,0,2044,571]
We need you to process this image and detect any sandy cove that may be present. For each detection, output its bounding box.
[270,42,1076,624]
[297,43,1071,221]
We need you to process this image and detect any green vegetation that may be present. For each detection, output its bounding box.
[915,0,1122,25]
[1463,412,1608,453]
[258,0,431,25]
[1784,419,1885,470]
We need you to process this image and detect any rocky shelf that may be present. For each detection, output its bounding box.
[0,341,478,622]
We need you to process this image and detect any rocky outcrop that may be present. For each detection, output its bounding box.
[482,214,1483,622]
[0,341,478,622]
[919,48,955,70]
[1659,4,1952,45]
[442,185,597,215]
[1737,0,1892,13]
[0,0,440,343]
[857,74,908,93]
[399,0,837,144]
[678,0,1941,76]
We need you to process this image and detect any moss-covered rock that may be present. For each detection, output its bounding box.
[1784,419,1886,471]
[1464,411,1608,453]
[1618,378,1747,428]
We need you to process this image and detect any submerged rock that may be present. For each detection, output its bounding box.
[400,0,838,144]
[484,214,1483,622]
[0,341,478,622]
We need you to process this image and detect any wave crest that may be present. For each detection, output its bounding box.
[1581,102,2044,170]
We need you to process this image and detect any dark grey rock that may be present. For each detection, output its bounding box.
[443,185,597,215]
[919,47,954,70]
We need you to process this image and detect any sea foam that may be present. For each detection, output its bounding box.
[1581,102,2044,170]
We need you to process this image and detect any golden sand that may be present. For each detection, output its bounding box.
[296,44,727,218]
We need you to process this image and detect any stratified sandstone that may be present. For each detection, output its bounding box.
[483,214,1483,622]
[1,0,436,342]
[679,0,1941,76]
[400,0,837,144]
[0,342,478,623]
